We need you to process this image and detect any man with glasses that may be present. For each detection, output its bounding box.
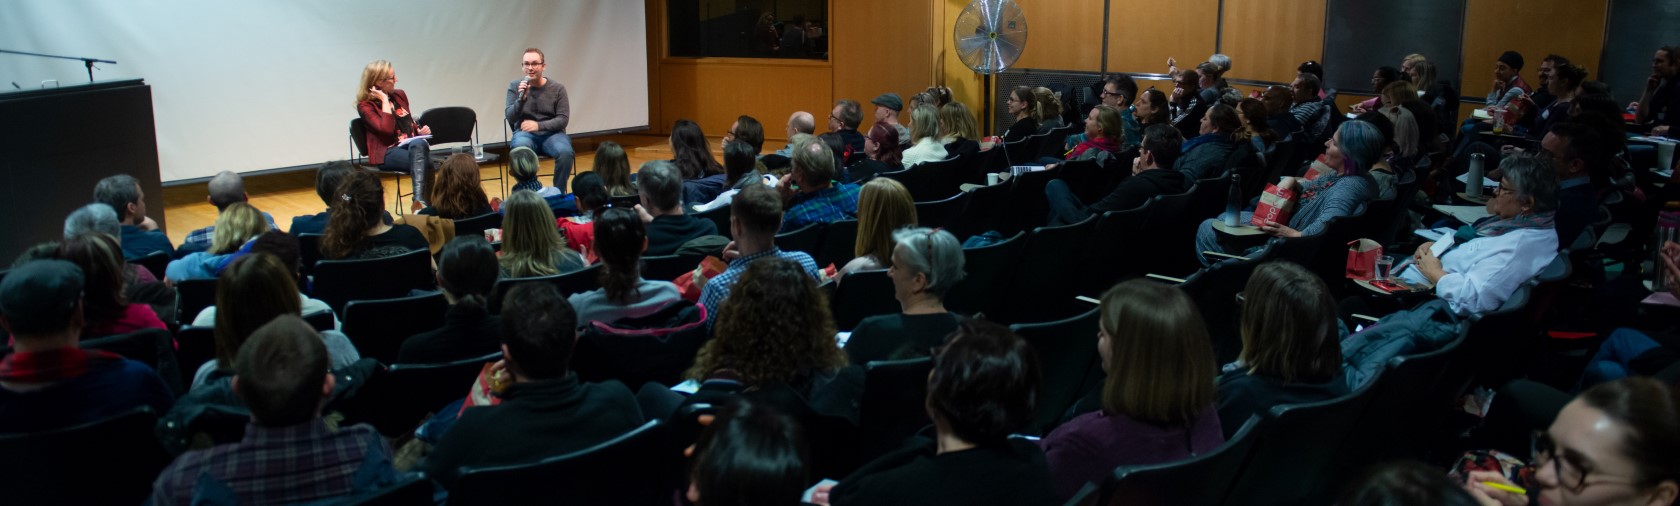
[1539,122,1605,248]
[1065,74,1142,152]
[506,47,576,192]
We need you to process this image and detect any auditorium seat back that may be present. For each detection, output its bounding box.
[311,248,436,314]
[1009,307,1102,434]
[341,292,450,365]
[1222,379,1379,505]
[0,407,170,504]
[1094,417,1261,506]
[830,269,898,331]
[914,191,970,231]
[946,230,1027,316]
[858,356,935,458]
[452,420,680,505]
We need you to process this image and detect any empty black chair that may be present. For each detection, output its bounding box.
[1221,382,1379,505]
[948,182,1013,239]
[1094,417,1261,506]
[0,407,171,504]
[452,212,503,241]
[297,233,325,276]
[311,248,436,314]
[993,215,1096,324]
[641,254,702,282]
[340,352,500,437]
[775,222,826,255]
[1007,165,1065,233]
[1009,308,1102,434]
[1339,322,1469,471]
[572,302,710,389]
[831,269,899,331]
[946,231,1028,316]
[1055,158,1120,205]
[858,357,935,457]
[174,326,217,386]
[452,420,679,505]
[1186,174,1234,224]
[340,292,450,365]
[81,327,183,394]
[914,192,969,230]
[973,145,1010,185]
[174,277,218,326]
[693,204,732,240]
[816,219,860,267]
[1004,136,1038,166]
[133,250,170,280]
[1077,203,1153,296]
[883,162,958,202]
[1136,186,1200,277]
[1035,127,1075,159]
[417,106,504,196]
[488,264,605,313]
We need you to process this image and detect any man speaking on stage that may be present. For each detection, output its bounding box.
[506,47,577,192]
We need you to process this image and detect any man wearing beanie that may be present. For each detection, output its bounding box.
[1488,50,1532,109]
[872,93,911,145]
[0,259,174,432]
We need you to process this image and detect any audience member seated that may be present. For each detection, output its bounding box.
[847,122,903,183]
[1457,378,1678,506]
[845,228,964,365]
[1039,280,1223,499]
[54,233,168,337]
[399,237,501,364]
[1169,68,1209,140]
[636,160,719,256]
[1261,85,1302,139]
[594,141,638,198]
[192,254,359,390]
[1046,124,1187,226]
[872,93,910,145]
[559,172,608,263]
[1135,88,1171,129]
[498,190,586,278]
[1195,120,1382,266]
[1234,97,1283,167]
[671,119,728,204]
[1352,112,1402,201]
[1033,87,1066,133]
[938,102,982,158]
[825,320,1058,506]
[288,161,358,236]
[1067,75,1144,152]
[1636,46,1680,136]
[93,174,174,261]
[1339,461,1481,506]
[695,141,775,212]
[779,138,862,232]
[686,398,810,506]
[321,171,430,260]
[1394,154,1560,315]
[507,146,574,214]
[418,153,495,219]
[827,99,868,160]
[1349,66,1404,114]
[568,208,682,324]
[1175,103,1240,180]
[1527,64,1587,146]
[773,111,818,158]
[1411,60,1458,116]
[63,203,177,322]
[166,202,269,281]
[839,178,917,278]
[1542,122,1607,247]
[687,258,861,421]
[179,171,278,254]
[901,105,948,168]
[424,282,645,491]
[1215,261,1348,437]
[190,231,338,330]
[0,259,174,433]
[1376,83,1423,164]
[1002,86,1041,143]
[700,184,822,326]
[1451,51,1532,160]
[1054,104,1127,167]
[151,315,397,505]
[1290,73,1334,142]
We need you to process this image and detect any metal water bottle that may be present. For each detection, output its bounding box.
[1224,174,1243,227]
[1466,153,1485,198]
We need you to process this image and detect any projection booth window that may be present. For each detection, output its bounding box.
[667,0,829,59]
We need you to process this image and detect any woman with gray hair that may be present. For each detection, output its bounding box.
[843,227,966,365]
[1395,153,1560,315]
[507,146,562,199]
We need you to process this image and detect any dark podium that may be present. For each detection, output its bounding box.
[0,79,165,263]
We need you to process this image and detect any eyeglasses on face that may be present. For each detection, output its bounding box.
[1530,430,1639,493]
[521,61,545,67]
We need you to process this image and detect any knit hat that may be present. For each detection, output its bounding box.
[0,260,84,329]
[1498,51,1524,71]
[871,93,903,112]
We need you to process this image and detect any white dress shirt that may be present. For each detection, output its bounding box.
[1398,226,1558,315]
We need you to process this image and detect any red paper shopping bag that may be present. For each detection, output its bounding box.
[1250,183,1297,227]
[1302,155,1337,181]
[1346,239,1383,280]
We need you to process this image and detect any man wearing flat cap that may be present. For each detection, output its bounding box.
[872,93,911,145]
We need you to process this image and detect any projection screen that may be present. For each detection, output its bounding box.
[0,0,649,183]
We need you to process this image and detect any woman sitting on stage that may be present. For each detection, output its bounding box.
[355,59,431,206]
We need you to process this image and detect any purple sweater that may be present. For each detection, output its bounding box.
[1037,407,1225,499]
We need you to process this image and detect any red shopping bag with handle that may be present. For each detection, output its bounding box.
[1250,183,1297,227]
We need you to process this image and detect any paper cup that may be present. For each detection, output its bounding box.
[986,173,1000,186]
[1658,141,1676,170]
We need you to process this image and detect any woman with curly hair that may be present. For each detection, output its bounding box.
[685,257,856,419]
[498,190,585,278]
[320,170,429,260]
[419,153,494,219]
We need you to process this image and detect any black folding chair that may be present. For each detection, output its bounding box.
[133,250,170,280]
[774,222,826,255]
[572,303,711,390]
[311,248,436,315]
[488,264,604,313]
[992,215,1096,324]
[350,117,427,215]
[1078,203,1153,296]
[341,292,450,365]
[174,326,216,386]
[339,352,500,438]
[830,269,898,331]
[0,407,170,505]
[641,254,702,281]
[948,182,1013,239]
[1093,417,1261,506]
[858,357,935,457]
[1222,381,1380,505]
[452,420,680,505]
[1009,308,1102,434]
[694,205,733,240]
[884,157,963,202]
[914,192,970,230]
[82,327,183,394]
[452,212,503,241]
[417,106,505,198]
[1006,165,1065,234]
[946,231,1028,316]
[174,277,218,326]
[297,233,325,277]
[815,219,860,267]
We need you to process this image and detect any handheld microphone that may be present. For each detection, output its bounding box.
[518,76,531,102]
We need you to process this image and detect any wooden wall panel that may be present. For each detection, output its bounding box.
[1219,0,1326,83]
[1461,0,1607,102]
[1105,0,1220,75]
[656,60,834,141]
[831,0,935,117]
[1012,0,1105,71]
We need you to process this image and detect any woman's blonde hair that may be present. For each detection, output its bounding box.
[855,178,918,263]
[498,190,573,278]
[1098,280,1216,426]
[1091,105,1125,140]
[210,202,267,255]
[355,60,393,105]
[1032,87,1062,122]
[593,141,635,197]
[938,102,980,140]
[909,105,940,143]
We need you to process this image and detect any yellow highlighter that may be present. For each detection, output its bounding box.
[1481,481,1528,495]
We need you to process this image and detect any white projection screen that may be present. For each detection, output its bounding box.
[0,0,650,183]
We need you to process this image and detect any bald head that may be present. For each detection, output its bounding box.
[788,111,815,137]
[207,171,248,210]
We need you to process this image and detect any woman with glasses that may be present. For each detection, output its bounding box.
[844,228,963,366]
[1460,377,1679,506]
[355,59,432,206]
[1002,86,1040,143]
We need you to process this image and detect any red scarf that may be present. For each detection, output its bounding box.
[0,348,124,385]
[1068,136,1121,159]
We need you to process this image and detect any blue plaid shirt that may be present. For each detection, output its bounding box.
[181,212,279,251]
[699,248,821,326]
[781,183,861,233]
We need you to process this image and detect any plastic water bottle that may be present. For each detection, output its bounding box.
[1466,153,1485,198]
[1224,174,1243,227]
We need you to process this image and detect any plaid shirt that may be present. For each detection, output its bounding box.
[181,212,280,251]
[150,419,394,505]
[781,183,861,233]
[699,248,821,327]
